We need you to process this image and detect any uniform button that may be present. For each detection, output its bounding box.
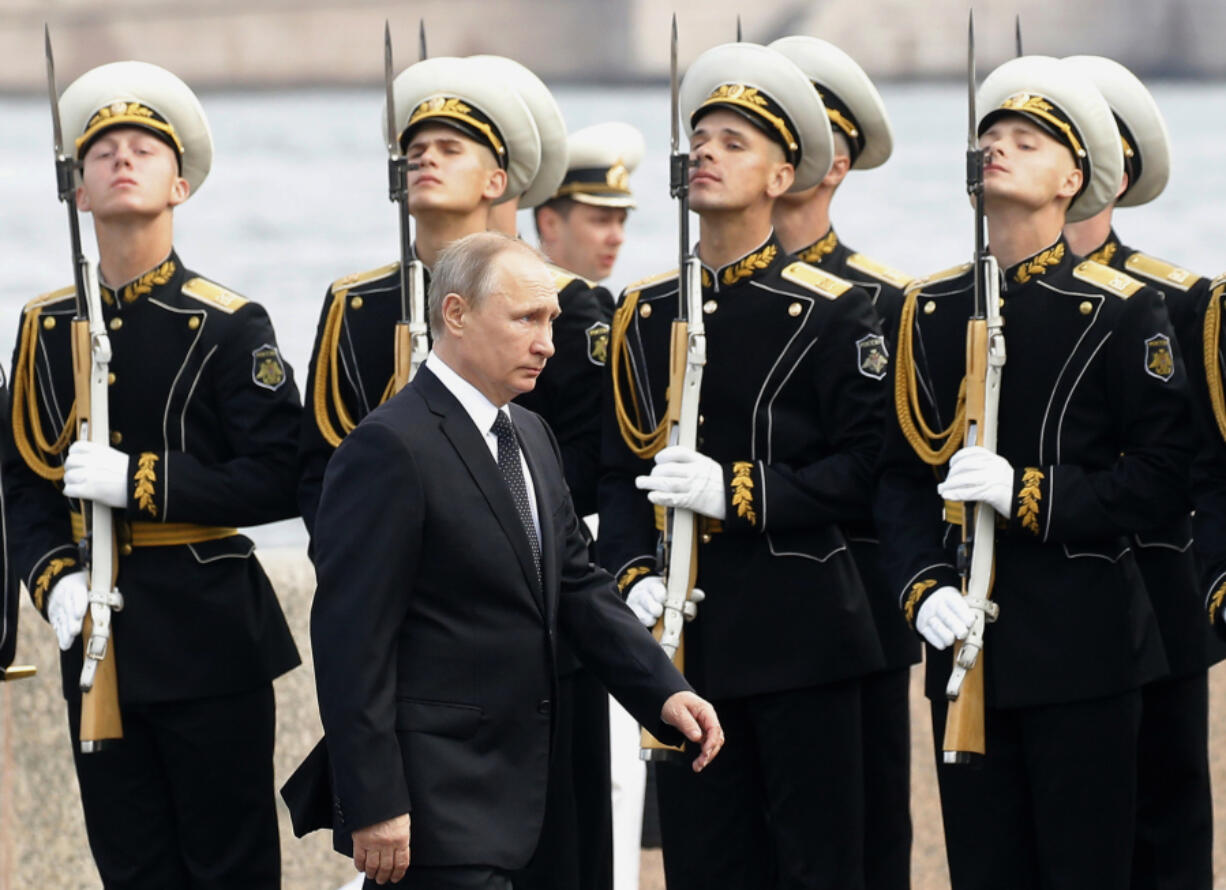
[42,316,56,330]
[537,699,552,716]
[107,372,116,385]
[788,302,802,317]
[701,533,712,544]
[703,300,718,314]
[119,543,133,556]
[110,430,122,446]
[698,414,705,426]
[998,298,1005,309]
[109,317,123,331]
[188,316,200,330]
[639,303,652,318]
[351,296,364,310]
[923,300,936,315]
[1079,301,1092,315]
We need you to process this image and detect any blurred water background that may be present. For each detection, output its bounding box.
[2,81,1224,545]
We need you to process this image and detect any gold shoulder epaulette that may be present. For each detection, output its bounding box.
[182,277,249,314]
[24,285,75,312]
[910,262,972,292]
[623,268,679,293]
[330,261,400,294]
[1212,272,1226,292]
[846,253,914,290]
[1123,253,1202,293]
[1073,261,1144,299]
[781,262,852,300]
[545,262,594,293]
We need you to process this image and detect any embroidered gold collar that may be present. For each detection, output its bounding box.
[797,229,838,264]
[1087,237,1119,267]
[720,244,778,287]
[102,259,177,306]
[1013,242,1065,284]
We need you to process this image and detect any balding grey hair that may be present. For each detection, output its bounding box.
[428,231,545,336]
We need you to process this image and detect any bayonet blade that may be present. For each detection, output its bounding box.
[384,21,399,158]
[1014,14,1023,56]
[967,9,976,153]
[736,14,743,41]
[45,24,64,160]
[670,14,679,157]
[419,18,428,61]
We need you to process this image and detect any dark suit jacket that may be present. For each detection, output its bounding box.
[290,364,688,869]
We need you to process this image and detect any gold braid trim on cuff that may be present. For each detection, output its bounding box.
[134,453,159,517]
[730,461,756,526]
[1209,579,1226,627]
[32,556,77,613]
[1203,281,1226,443]
[894,288,967,466]
[617,565,652,593]
[610,290,669,459]
[903,579,937,627]
[12,306,75,481]
[1018,467,1045,535]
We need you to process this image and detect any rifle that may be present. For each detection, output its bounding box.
[942,9,1003,766]
[45,26,124,751]
[385,22,427,393]
[640,14,706,763]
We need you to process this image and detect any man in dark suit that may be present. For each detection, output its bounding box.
[302,231,723,889]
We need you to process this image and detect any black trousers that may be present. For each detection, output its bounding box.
[931,689,1141,890]
[656,679,865,890]
[1132,669,1213,890]
[368,867,511,889]
[861,667,912,890]
[512,667,613,890]
[67,684,280,890]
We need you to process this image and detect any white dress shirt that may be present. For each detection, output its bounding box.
[425,351,542,543]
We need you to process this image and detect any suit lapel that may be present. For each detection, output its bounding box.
[416,368,545,614]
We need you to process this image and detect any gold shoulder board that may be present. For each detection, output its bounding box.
[1123,253,1202,292]
[25,285,76,312]
[623,268,679,293]
[846,253,914,290]
[545,262,594,293]
[1212,273,1226,292]
[781,262,852,300]
[1073,261,1144,299]
[912,262,972,291]
[330,261,401,295]
[182,277,249,314]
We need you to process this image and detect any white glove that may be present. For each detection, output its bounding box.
[635,446,727,520]
[47,571,88,651]
[63,440,129,509]
[915,585,974,650]
[937,446,1014,518]
[626,575,706,628]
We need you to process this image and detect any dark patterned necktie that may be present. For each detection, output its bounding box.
[491,410,542,584]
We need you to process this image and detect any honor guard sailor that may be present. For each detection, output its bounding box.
[600,41,886,889]
[299,55,542,532]
[768,36,916,890]
[4,60,302,887]
[874,54,1193,888]
[1060,55,1223,890]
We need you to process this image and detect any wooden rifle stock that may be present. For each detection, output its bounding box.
[72,316,122,751]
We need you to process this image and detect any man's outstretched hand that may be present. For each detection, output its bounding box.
[661,691,725,772]
[352,812,411,885]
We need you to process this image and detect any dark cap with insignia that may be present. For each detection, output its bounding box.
[1063,55,1170,208]
[769,36,893,170]
[679,42,834,191]
[551,122,645,209]
[386,56,542,204]
[977,55,1124,222]
[469,55,568,209]
[59,61,213,195]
